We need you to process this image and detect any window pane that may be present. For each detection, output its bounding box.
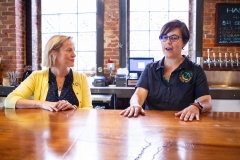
[130,31,149,50]
[78,13,96,32]
[150,31,161,51]
[42,15,59,33]
[42,0,59,14]
[130,12,149,30]
[78,33,96,51]
[76,52,96,71]
[170,0,189,11]
[78,0,96,13]
[130,0,149,11]
[59,0,78,13]
[150,0,169,11]
[42,0,97,72]
[59,14,78,32]
[130,0,189,60]
[150,12,169,30]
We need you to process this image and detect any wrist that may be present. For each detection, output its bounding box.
[190,102,203,114]
[130,104,141,107]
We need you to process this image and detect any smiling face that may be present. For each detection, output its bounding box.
[54,39,76,68]
[161,28,185,59]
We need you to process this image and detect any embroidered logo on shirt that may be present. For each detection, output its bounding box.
[179,70,193,83]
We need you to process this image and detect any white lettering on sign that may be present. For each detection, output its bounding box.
[227,8,240,13]
[234,21,240,25]
[222,20,231,26]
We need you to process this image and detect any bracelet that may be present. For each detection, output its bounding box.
[190,103,202,113]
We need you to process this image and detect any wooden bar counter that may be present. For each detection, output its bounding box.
[0,107,240,159]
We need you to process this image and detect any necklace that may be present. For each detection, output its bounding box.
[56,77,65,91]
[57,81,63,91]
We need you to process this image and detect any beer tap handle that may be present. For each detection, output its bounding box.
[213,53,216,68]
[225,53,228,68]
[236,53,239,67]
[207,49,211,70]
[219,53,222,68]
[230,53,234,68]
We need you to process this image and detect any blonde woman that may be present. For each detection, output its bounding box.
[5,35,92,111]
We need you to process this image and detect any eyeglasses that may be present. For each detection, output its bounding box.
[159,35,182,42]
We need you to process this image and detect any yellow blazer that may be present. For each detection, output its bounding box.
[4,69,92,109]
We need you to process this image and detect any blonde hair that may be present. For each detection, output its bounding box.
[42,35,72,67]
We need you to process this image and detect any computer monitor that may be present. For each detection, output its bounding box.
[128,57,154,78]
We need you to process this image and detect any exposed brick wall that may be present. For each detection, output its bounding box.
[104,0,119,78]
[0,0,25,85]
[203,0,240,71]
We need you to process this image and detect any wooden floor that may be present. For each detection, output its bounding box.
[0,107,240,160]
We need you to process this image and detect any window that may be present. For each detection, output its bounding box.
[129,0,189,61]
[41,0,97,72]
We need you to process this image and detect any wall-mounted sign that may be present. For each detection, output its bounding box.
[215,3,240,46]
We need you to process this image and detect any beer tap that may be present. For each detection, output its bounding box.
[213,53,217,68]
[207,49,211,70]
[219,53,222,68]
[236,53,239,68]
[224,53,228,68]
[230,53,234,68]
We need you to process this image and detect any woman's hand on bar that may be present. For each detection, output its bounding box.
[175,105,200,121]
[120,104,145,118]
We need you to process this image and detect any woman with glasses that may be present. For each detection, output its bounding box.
[5,35,92,111]
[120,19,212,121]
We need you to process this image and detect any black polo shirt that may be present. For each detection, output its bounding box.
[136,55,210,111]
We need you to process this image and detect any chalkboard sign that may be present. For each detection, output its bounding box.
[215,3,240,46]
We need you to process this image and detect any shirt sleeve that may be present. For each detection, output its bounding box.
[4,72,36,108]
[79,74,93,109]
[194,66,210,99]
[136,63,150,90]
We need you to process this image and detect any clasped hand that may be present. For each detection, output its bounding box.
[41,100,77,112]
[120,104,200,121]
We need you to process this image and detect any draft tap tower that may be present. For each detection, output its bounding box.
[203,49,240,71]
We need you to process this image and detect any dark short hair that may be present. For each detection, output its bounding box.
[160,19,190,44]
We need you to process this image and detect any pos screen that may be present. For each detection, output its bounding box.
[128,57,154,74]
